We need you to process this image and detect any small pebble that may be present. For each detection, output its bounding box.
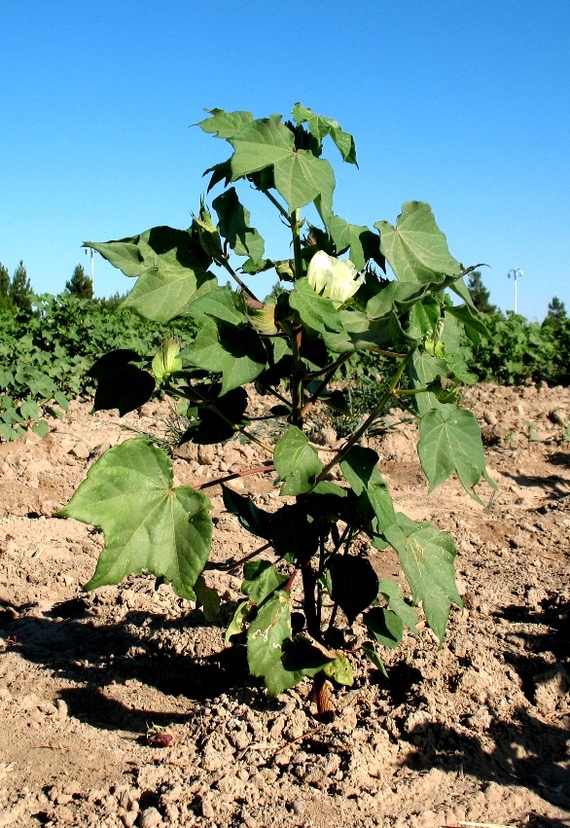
[290,799,304,815]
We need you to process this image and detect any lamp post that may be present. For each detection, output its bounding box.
[508,267,524,314]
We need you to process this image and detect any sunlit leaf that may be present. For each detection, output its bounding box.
[384,515,461,641]
[274,426,323,495]
[418,404,496,501]
[376,202,463,284]
[60,439,212,600]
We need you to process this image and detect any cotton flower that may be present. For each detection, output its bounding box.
[307,251,364,306]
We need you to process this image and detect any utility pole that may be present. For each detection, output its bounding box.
[85,248,95,295]
[508,267,523,314]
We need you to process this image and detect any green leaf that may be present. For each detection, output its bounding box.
[229,114,294,176]
[196,108,254,138]
[384,515,461,642]
[408,350,450,415]
[242,561,288,605]
[89,350,155,416]
[289,278,344,336]
[340,446,396,545]
[327,215,383,271]
[225,600,254,642]
[418,404,496,502]
[86,226,216,322]
[60,439,212,600]
[274,426,323,495]
[364,607,404,649]
[445,303,490,346]
[292,103,358,165]
[222,486,273,539]
[31,420,49,438]
[212,187,265,262]
[19,399,41,421]
[229,115,336,215]
[184,293,267,394]
[322,651,354,685]
[375,202,463,284]
[328,555,379,624]
[378,579,419,634]
[361,641,388,677]
[194,575,221,623]
[247,591,296,697]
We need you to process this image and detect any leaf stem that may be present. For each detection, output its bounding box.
[317,344,417,479]
[195,463,275,491]
[218,257,260,304]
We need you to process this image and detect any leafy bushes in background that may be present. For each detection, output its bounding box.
[469,311,570,386]
[0,293,197,441]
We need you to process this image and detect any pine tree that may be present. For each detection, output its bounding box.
[543,296,567,329]
[0,262,12,311]
[66,264,93,299]
[467,271,496,314]
[9,261,32,311]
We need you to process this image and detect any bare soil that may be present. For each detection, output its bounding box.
[0,382,569,828]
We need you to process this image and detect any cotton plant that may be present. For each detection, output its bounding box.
[61,104,493,713]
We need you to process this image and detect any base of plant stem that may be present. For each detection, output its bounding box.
[311,673,335,722]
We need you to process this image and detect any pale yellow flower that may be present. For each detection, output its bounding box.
[307,251,364,306]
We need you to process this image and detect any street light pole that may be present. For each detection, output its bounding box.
[507,267,524,314]
[85,248,95,295]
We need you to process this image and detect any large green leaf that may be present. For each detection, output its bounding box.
[418,404,495,501]
[212,187,265,262]
[86,227,216,323]
[229,115,336,215]
[185,289,267,394]
[375,202,463,284]
[274,426,323,495]
[60,439,212,600]
[289,278,344,336]
[185,318,266,394]
[384,515,461,642]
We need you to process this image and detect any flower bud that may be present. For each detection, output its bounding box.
[152,338,182,384]
[307,250,364,306]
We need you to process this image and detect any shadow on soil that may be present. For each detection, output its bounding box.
[1,594,569,820]
[0,598,255,736]
[401,596,570,819]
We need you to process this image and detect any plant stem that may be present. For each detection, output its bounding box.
[262,189,291,221]
[317,344,417,480]
[206,541,272,572]
[290,208,305,428]
[195,463,275,491]
[218,258,260,304]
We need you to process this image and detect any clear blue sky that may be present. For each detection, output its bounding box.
[1,1,569,320]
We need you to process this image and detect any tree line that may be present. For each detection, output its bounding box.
[0,261,93,312]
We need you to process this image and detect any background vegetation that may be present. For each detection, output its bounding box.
[0,260,568,442]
